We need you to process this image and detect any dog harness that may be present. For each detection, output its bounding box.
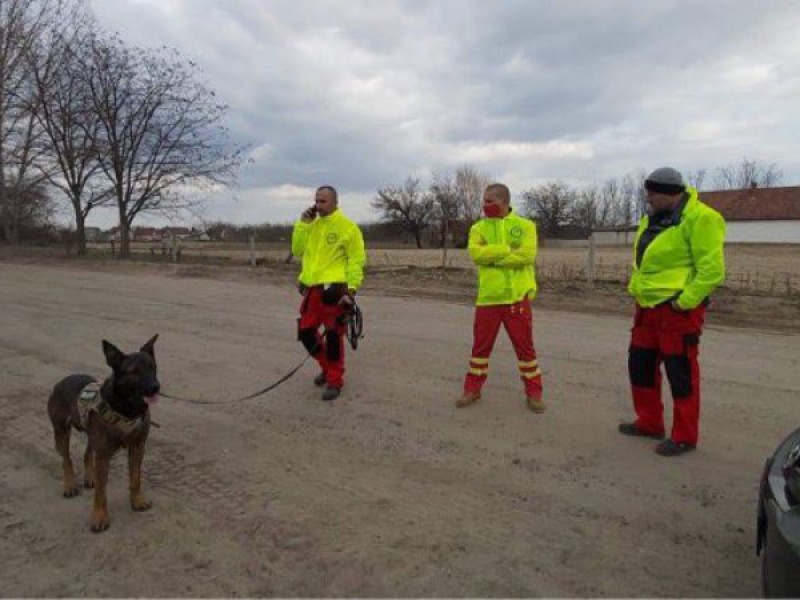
[77,382,147,436]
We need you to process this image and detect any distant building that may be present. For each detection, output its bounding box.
[591,226,638,247]
[133,227,160,242]
[182,228,211,242]
[160,227,191,241]
[591,187,800,246]
[99,226,210,243]
[160,227,210,241]
[700,186,800,244]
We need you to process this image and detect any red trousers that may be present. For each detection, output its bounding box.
[298,286,347,388]
[628,303,706,445]
[464,299,543,399]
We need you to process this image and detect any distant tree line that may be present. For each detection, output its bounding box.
[371,166,491,248]
[372,158,784,244]
[200,220,407,246]
[0,0,243,256]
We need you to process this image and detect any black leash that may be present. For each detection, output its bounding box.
[346,301,365,350]
[160,300,364,405]
[160,354,312,405]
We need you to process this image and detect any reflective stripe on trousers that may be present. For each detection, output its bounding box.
[464,299,543,399]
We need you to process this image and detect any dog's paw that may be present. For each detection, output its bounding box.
[90,509,109,533]
[63,486,80,498]
[83,479,94,490]
[90,521,110,533]
[130,496,152,512]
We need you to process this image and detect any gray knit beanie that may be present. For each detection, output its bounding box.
[644,167,685,195]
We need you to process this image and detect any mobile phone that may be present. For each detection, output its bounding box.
[308,205,318,216]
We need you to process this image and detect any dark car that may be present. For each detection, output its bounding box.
[757,426,800,597]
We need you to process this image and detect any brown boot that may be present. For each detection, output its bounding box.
[526,395,546,413]
[455,391,481,408]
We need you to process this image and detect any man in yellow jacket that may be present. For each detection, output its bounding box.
[292,186,366,401]
[456,183,544,412]
[620,167,726,456]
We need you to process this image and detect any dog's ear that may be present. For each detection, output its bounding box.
[140,334,159,358]
[102,340,126,370]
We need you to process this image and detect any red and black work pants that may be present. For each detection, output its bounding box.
[628,302,706,445]
[464,299,543,399]
[298,285,347,389]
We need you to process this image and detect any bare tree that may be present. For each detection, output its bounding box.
[0,87,51,241]
[29,4,111,254]
[591,184,614,228]
[0,177,52,240]
[0,0,59,243]
[713,157,783,190]
[684,168,707,191]
[521,181,577,238]
[620,171,647,224]
[429,172,460,251]
[571,183,616,235]
[598,178,625,227]
[453,165,490,224]
[570,190,595,237]
[447,165,491,248]
[371,177,434,249]
[82,33,243,257]
[570,176,641,234]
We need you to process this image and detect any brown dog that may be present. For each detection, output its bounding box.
[47,335,160,532]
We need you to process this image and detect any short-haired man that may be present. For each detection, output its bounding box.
[619,167,726,456]
[456,183,544,412]
[292,186,366,401]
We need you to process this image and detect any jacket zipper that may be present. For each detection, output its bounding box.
[495,217,512,294]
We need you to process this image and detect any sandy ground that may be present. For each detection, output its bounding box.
[1,259,799,597]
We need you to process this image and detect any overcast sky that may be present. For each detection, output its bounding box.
[87,0,800,227]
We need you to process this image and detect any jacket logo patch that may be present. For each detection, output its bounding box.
[510,226,522,238]
[326,233,339,244]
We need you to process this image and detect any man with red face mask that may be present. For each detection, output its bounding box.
[456,183,544,412]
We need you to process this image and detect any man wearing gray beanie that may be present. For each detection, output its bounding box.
[619,167,726,456]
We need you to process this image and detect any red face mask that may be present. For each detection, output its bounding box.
[483,204,503,218]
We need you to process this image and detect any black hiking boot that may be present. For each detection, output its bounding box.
[321,386,341,402]
[655,439,696,457]
[618,422,665,440]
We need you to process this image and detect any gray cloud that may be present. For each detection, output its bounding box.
[88,0,800,225]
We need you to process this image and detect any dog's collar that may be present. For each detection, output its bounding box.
[78,382,147,437]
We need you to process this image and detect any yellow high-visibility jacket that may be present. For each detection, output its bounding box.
[292,209,366,291]
[468,209,538,306]
[628,187,726,309]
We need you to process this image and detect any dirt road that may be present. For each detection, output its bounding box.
[1,261,798,597]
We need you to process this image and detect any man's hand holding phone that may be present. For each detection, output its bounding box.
[301,205,318,223]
